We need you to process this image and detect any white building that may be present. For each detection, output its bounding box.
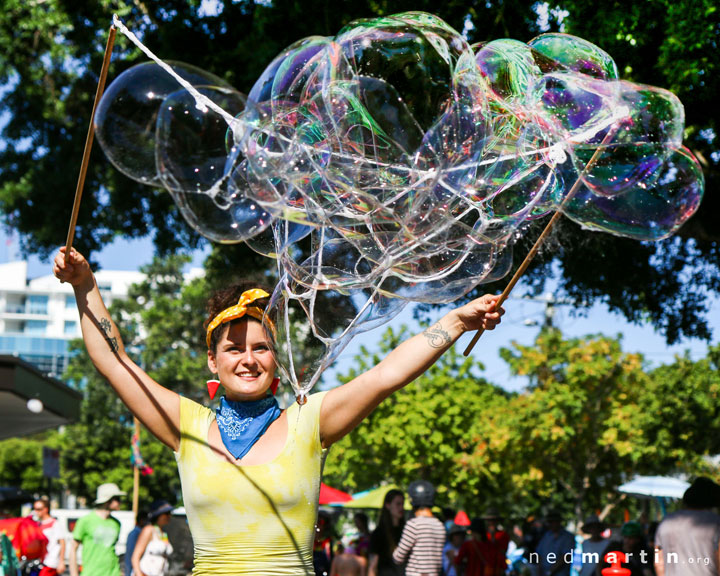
[0,261,145,376]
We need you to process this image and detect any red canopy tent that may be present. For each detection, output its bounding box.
[319,483,353,505]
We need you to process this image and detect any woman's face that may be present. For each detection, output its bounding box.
[156,512,171,527]
[387,495,405,522]
[208,319,276,401]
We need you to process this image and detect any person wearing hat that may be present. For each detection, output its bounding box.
[597,521,654,576]
[533,510,574,576]
[392,481,446,575]
[131,501,174,576]
[654,476,720,576]
[442,524,466,576]
[482,508,510,576]
[54,247,503,576]
[578,514,607,576]
[69,482,126,576]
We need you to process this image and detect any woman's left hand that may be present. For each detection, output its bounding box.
[455,294,505,332]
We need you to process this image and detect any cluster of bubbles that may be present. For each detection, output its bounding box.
[96,12,704,397]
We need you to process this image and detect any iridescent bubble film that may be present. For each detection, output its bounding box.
[99,13,704,397]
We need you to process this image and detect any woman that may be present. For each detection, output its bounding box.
[368,489,406,576]
[53,247,503,576]
[131,501,174,576]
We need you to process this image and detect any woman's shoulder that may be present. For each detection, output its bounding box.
[178,395,214,436]
[286,390,328,418]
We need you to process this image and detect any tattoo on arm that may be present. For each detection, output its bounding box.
[99,318,119,352]
[422,322,452,349]
[99,318,112,334]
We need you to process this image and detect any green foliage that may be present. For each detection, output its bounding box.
[120,254,209,400]
[0,434,58,494]
[482,329,653,522]
[0,0,718,343]
[640,344,720,471]
[324,324,511,509]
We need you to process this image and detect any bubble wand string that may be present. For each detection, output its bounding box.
[463,122,621,356]
[64,22,117,262]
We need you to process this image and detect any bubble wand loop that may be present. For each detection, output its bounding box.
[64,23,117,263]
[463,122,621,356]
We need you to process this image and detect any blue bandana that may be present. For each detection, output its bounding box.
[216,395,282,460]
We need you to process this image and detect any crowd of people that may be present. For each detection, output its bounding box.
[311,476,720,576]
[3,475,720,576]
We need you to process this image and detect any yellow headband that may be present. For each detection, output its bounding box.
[205,289,276,348]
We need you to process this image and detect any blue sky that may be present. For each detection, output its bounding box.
[3,228,716,393]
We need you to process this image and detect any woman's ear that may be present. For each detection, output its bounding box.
[207,349,217,374]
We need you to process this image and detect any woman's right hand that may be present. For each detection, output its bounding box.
[53,247,93,288]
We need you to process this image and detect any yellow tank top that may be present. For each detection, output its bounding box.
[175,392,327,575]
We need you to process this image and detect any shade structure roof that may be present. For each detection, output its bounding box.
[338,484,412,510]
[0,355,82,440]
[618,475,690,499]
[319,483,352,505]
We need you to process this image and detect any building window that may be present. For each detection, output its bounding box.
[64,321,77,336]
[65,295,76,309]
[26,294,49,315]
[25,320,48,335]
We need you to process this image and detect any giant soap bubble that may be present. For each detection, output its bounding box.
[98,13,704,398]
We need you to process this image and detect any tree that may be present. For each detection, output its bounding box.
[639,344,720,472]
[1,0,718,345]
[323,324,510,510]
[459,329,720,524]
[0,433,58,495]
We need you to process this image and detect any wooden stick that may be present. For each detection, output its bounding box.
[463,124,620,356]
[64,24,117,261]
[132,417,140,517]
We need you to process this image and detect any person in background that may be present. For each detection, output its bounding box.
[131,501,174,576]
[314,510,335,576]
[597,521,654,576]
[392,480,445,576]
[442,509,457,533]
[69,482,125,576]
[33,497,66,576]
[369,489,406,576]
[125,509,150,576]
[534,511,574,576]
[354,513,371,560]
[521,515,546,576]
[578,515,607,576]
[443,523,466,576]
[331,537,367,576]
[654,476,720,576]
[455,518,492,576]
[483,508,510,576]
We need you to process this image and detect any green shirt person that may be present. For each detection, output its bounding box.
[69,483,125,576]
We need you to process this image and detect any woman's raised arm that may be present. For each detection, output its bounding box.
[319,294,504,447]
[54,247,180,451]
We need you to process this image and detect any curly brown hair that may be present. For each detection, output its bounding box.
[204,282,274,352]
